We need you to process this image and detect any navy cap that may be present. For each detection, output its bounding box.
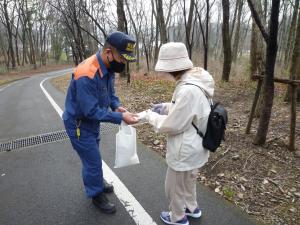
[106,31,136,62]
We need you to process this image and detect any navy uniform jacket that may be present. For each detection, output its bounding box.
[63,52,123,133]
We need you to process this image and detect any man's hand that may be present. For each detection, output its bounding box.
[116,106,127,113]
[122,112,139,124]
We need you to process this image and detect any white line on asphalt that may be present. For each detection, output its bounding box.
[40,77,63,118]
[40,76,157,225]
[0,83,13,92]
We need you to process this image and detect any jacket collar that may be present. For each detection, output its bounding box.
[96,51,109,78]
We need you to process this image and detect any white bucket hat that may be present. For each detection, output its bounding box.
[155,42,193,72]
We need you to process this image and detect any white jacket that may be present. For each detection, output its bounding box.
[146,67,215,171]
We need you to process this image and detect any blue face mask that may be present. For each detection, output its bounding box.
[107,52,125,73]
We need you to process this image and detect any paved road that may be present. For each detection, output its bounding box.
[0,69,258,225]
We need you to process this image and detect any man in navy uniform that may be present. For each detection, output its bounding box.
[63,31,138,214]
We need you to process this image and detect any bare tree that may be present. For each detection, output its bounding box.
[230,0,239,42]
[221,0,232,81]
[195,0,214,69]
[156,0,168,44]
[277,1,290,63]
[250,0,265,79]
[247,0,281,145]
[249,0,266,117]
[183,0,195,59]
[124,0,141,69]
[0,0,17,69]
[232,0,244,62]
[117,0,132,82]
[286,2,300,102]
[212,1,222,59]
[284,0,299,67]
[117,0,128,33]
[23,0,37,69]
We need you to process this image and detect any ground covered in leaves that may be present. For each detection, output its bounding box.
[52,71,300,225]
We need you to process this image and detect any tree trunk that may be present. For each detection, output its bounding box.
[238,16,251,57]
[253,0,280,145]
[21,27,27,66]
[195,0,209,69]
[117,0,127,33]
[249,0,265,117]
[42,24,47,66]
[221,0,232,81]
[0,34,9,68]
[277,2,288,64]
[27,28,36,68]
[14,15,21,66]
[117,0,130,80]
[204,0,209,69]
[230,0,239,41]
[184,0,195,59]
[286,5,300,102]
[3,0,16,69]
[71,1,86,61]
[250,21,259,76]
[14,33,20,67]
[24,0,37,69]
[124,0,140,69]
[27,25,37,69]
[213,3,222,59]
[232,0,243,62]
[154,17,160,65]
[156,0,168,44]
[284,0,299,67]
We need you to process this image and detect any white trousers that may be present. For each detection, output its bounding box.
[165,167,199,222]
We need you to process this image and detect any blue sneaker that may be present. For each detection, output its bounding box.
[185,207,202,218]
[160,211,189,225]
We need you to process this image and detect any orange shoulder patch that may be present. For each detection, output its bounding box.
[74,54,102,80]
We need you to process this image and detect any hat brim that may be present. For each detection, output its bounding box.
[155,58,193,72]
[120,52,136,62]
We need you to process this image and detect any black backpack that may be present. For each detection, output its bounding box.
[185,83,228,152]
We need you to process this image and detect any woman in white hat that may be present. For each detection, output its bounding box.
[144,42,215,225]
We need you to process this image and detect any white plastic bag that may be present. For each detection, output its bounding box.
[114,121,140,168]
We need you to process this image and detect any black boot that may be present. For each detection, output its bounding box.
[92,193,116,214]
[103,180,114,193]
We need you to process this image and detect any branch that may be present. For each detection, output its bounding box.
[247,0,269,42]
[80,3,107,38]
[47,0,102,46]
[165,0,176,26]
[195,1,206,46]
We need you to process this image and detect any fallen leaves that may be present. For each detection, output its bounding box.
[52,72,300,225]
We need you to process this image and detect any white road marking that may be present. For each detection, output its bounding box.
[0,83,13,92]
[40,77,63,118]
[40,76,157,225]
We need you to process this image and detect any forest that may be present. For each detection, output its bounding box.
[1,0,299,224]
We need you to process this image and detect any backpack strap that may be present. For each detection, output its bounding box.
[184,83,213,106]
[192,122,204,137]
[184,83,211,138]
